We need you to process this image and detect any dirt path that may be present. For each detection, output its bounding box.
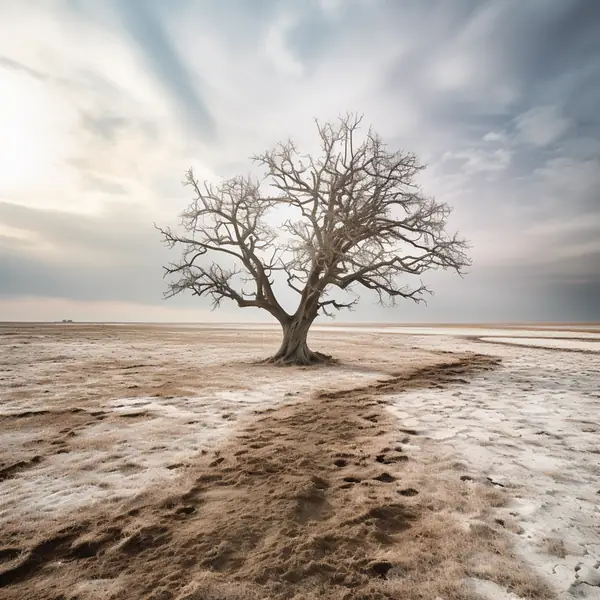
[0,353,554,600]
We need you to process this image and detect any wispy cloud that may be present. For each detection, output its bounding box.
[108,0,215,138]
[514,105,570,147]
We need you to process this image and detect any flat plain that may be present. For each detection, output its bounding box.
[1,323,599,600]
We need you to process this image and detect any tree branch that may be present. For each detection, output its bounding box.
[159,113,471,325]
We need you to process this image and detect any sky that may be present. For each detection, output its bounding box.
[0,0,599,323]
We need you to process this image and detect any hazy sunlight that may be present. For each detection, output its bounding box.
[0,71,72,196]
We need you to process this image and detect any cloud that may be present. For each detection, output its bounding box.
[107,0,215,138]
[514,105,570,147]
[0,55,49,81]
[263,15,304,77]
[442,147,512,175]
[0,0,599,322]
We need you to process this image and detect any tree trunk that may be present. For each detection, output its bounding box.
[267,316,330,366]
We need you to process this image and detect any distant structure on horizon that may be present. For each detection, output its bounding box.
[61,319,73,323]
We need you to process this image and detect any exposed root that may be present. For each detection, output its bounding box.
[260,351,338,367]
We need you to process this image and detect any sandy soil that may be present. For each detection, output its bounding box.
[0,324,598,599]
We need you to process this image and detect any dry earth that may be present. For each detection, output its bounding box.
[0,323,596,599]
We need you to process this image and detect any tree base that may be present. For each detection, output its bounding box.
[261,350,336,367]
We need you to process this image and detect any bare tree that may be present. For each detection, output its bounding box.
[158,114,471,365]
